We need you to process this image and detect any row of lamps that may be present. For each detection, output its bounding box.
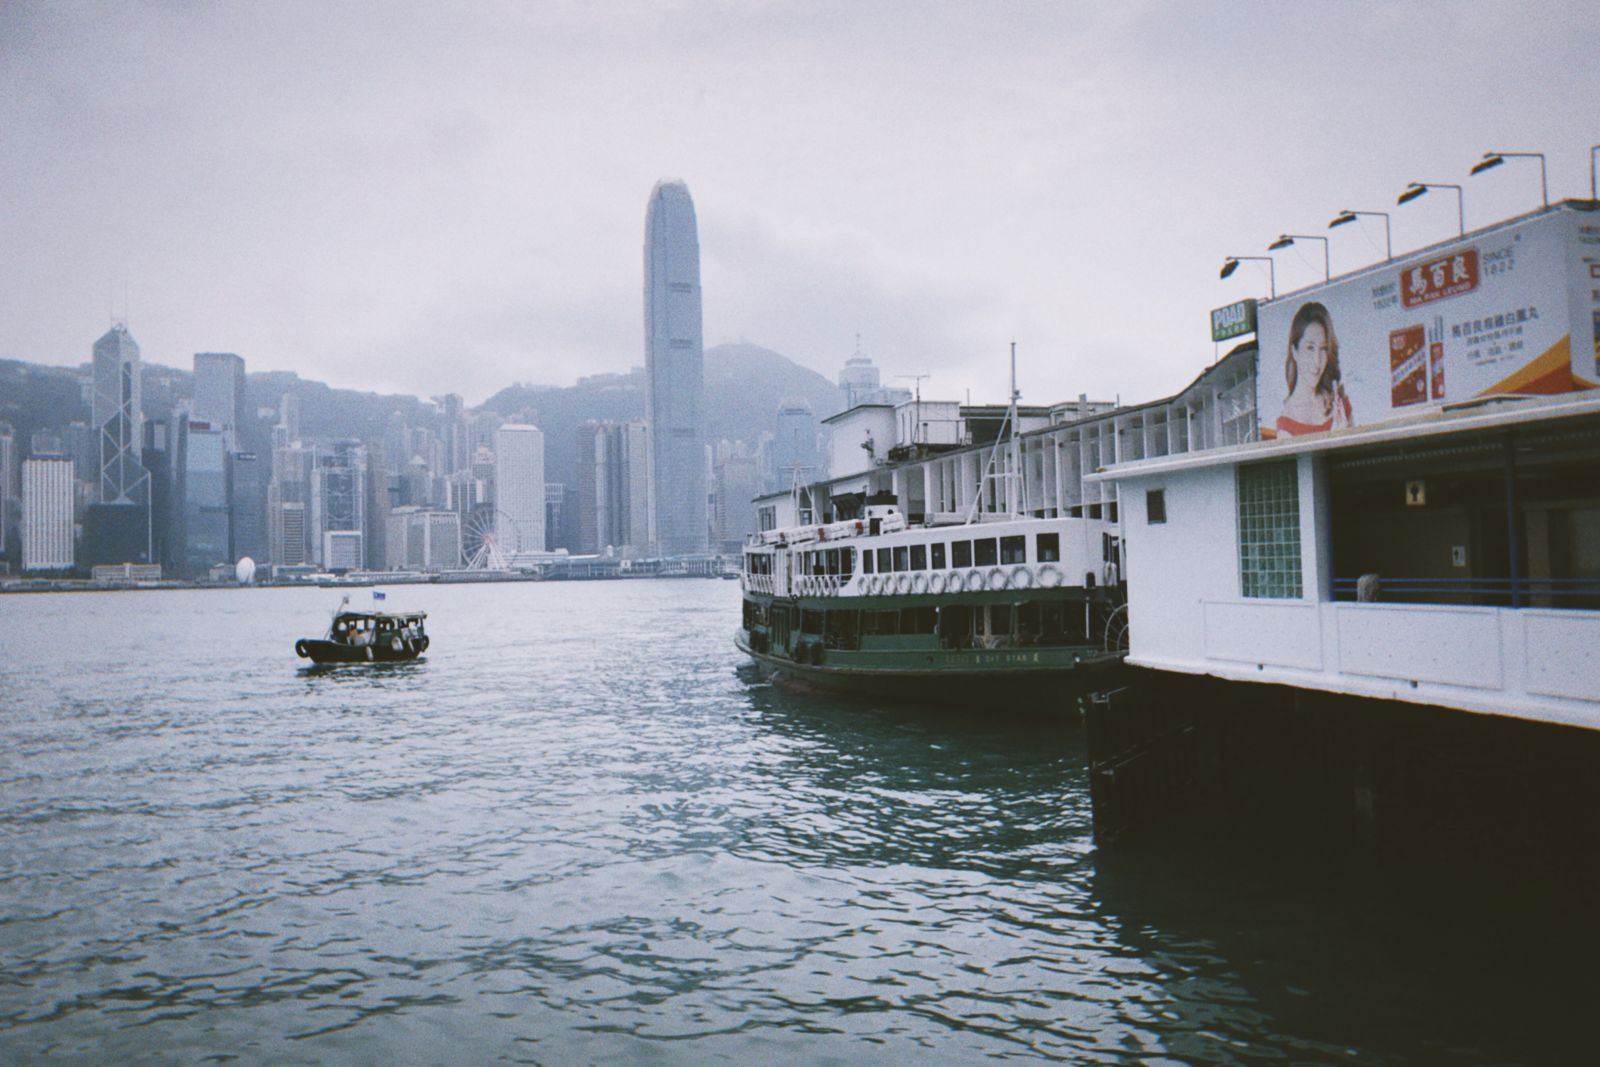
[1220,146,1600,298]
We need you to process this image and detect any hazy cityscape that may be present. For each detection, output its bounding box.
[0,178,930,587]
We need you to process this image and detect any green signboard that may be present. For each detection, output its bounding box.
[1210,299,1258,342]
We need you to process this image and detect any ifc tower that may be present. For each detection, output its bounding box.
[643,179,708,556]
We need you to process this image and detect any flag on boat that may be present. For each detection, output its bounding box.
[372,590,387,600]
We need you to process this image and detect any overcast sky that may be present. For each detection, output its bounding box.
[3,1,1597,409]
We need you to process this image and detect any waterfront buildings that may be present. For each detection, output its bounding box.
[643,179,708,556]
[21,457,74,572]
[386,506,462,571]
[494,424,545,554]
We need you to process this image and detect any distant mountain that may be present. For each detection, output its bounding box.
[4,342,841,491]
[481,342,841,487]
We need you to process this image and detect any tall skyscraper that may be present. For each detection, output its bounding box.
[230,450,267,563]
[178,418,231,575]
[644,179,708,556]
[0,422,15,556]
[312,442,367,568]
[85,324,151,564]
[494,424,545,554]
[575,420,654,555]
[22,457,75,572]
[193,352,248,443]
[771,397,821,491]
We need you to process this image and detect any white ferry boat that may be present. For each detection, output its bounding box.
[735,497,1124,699]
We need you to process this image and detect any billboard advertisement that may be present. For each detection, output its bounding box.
[1257,207,1600,441]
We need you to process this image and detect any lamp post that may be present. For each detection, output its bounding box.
[1329,209,1393,261]
[1470,151,1548,208]
[1220,255,1275,298]
[1396,182,1464,237]
[1267,233,1330,282]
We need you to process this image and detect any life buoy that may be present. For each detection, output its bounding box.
[911,573,927,594]
[895,573,912,595]
[964,570,985,593]
[295,639,311,658]
[1011,566,1034,590]
[930,572,948,595]
[1038,564,1063,589]
[987,566,1008,591]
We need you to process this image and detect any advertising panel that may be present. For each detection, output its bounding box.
[1210,299,1257,342]
[1257,208,1600,441]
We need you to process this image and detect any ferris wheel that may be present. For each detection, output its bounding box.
[462,507,517,570]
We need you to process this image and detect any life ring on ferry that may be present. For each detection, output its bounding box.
[1011,566,1034,590]
[911,573,928,594]
[986,566,1008,591]
[964,570,986,593]
[295,639,311,659]
[1038,564,1063,589]
[865,575,881,595]
[933,572,952,595]
[895,573,913,595]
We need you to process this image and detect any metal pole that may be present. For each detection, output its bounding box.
[1504,434,1521,609]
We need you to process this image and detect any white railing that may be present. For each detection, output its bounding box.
[742,572,777,595]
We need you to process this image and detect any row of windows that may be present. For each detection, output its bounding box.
[862,532,1061,574]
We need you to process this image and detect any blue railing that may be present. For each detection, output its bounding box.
[1332,576,1600,607]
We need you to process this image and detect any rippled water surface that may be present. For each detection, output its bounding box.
[1,582,1592,1063]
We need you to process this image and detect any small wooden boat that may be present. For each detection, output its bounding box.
[295,604,429,664]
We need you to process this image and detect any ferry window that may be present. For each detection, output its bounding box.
[842,549,855,577]
[910,544,927,570]
[877,547,891,572]
[1000,536,1026,564]
[1147,489,1167,524]
[932,543,946,569]
[975,538,998,567]
[863,550,874,574]
[893,546,909,572]
[1238,460,1302,599]
[1037,533,1060,562]
[899,607,936,633]
[826,549,840,575]
[801,610,824,635]
[953,540,972,568]
[864,610,898,635]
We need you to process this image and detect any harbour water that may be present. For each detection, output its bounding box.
[0,581,1592,1063]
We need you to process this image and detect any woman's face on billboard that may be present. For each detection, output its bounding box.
[1292,322,1328,384]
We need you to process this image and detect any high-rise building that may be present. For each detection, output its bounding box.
[494,424,545,554]
[0,422,15,556]
[712,442,761,553]
[269,443,313,566]
[178,419,232,575]
[230,450,267,563]
[85,325,151,564]
[644,178,707,556]
[386,506,461,572]
[22,457,75,572]
[771,397,821,492]
[838,346,911,411]
[574,420,654,555]
[312,442,367,568]
[193,352,248,444]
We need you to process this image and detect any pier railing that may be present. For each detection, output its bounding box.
[1332,575,1600,610]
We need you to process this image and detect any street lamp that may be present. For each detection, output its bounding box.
[1328,209,1393,260]
[1470,151,1548,208]
[1220,255,1275,298]
[1396,182,1464,237]
[1267,233,1330,282]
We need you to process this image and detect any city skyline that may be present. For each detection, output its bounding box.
[5,5,1598,411]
